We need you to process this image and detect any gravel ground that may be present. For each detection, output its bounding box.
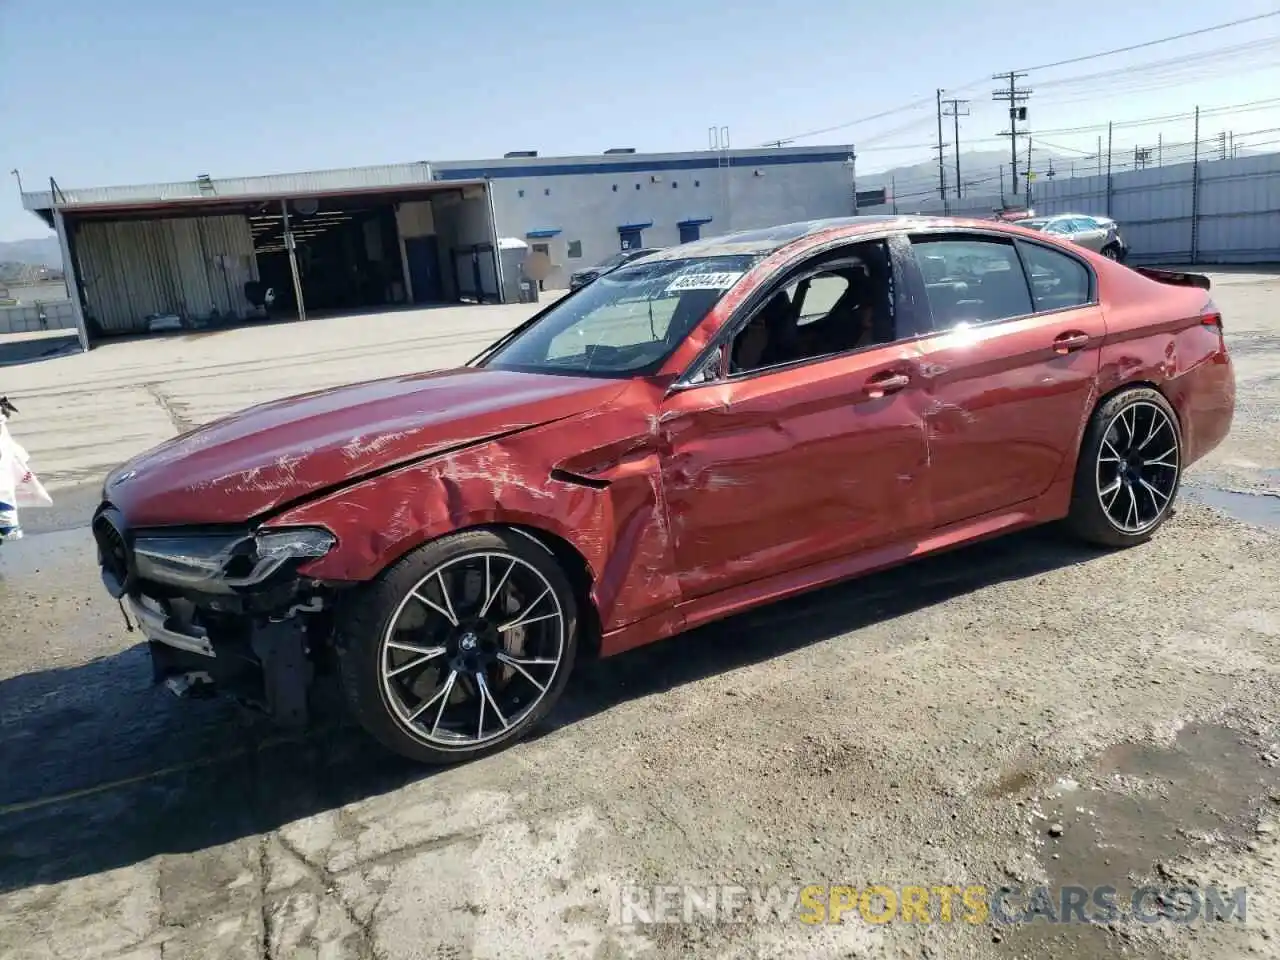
[0,270,1278,960]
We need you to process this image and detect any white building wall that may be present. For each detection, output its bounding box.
[435,148,854,289]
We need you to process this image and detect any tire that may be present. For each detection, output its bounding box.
[1102,243,1121,261]
[335,527,579,765]
[1065,387,1182,548]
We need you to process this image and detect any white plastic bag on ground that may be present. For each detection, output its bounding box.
[0,413,52,540]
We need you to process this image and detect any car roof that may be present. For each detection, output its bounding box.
[636,214,1053,262]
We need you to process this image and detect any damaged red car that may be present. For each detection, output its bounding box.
[93,216,1235,764]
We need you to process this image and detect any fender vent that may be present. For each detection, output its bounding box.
[549,469,610,490]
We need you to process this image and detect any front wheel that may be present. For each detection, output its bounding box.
[1102,243,1122,261]
[1065,387,1182,548]
[336,528,579,765]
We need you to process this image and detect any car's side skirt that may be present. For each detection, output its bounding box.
[599,475,1075,658]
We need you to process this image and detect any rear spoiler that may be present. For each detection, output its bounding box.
[1134,266,1211,290]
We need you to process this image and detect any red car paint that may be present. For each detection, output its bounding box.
[106,217,1235,659]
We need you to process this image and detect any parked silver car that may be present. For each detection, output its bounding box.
[1014,214,1127,261]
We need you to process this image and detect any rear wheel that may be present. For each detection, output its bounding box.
[1102,243,1122,261]
[336,528,578,764]
[1065,387,1182,547]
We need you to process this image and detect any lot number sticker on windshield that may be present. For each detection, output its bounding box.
[666,271,744,293]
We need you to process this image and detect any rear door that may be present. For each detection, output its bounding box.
[902,231,1105,528]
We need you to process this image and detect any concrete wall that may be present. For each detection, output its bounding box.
[437,149,855,289]
[1,281,69,303]
[0,298,76,335]
[1028,151,1280,264]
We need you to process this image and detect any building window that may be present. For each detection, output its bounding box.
[695,180,701,187]
[567,240,583,258]
[612,184,618,192]
[635,183,641,190]
[672,181,678,188]
[544,188,551,196]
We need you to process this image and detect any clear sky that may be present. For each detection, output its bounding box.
[2,0,1279,239]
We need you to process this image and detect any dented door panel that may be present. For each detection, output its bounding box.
[659,344,930,601]
[914,307,1106,527]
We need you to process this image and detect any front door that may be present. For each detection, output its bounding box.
[904,232,1106,528]
[620,228,643,251]
[661,241,930,601]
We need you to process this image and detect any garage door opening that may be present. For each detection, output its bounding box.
[251,199,408,316]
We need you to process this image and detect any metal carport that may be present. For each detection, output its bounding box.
[20,164,505,350]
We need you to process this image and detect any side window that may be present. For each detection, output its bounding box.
[1017,240,1092,312]
[911,237,1033,331]
[727,240,896,375]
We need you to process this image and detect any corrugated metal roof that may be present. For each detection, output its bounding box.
[23,162,436,212]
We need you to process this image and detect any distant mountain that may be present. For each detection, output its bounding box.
[0,236,62,269]
[859,148,1069,202]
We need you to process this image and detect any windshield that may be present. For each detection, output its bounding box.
[482,254,759,376]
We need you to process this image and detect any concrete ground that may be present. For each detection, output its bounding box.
[1,273,1279,959]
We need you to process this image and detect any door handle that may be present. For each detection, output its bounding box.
[1052,331,1091,354]
[864,371,910,398]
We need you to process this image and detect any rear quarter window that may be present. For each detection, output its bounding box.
[1016,240,1093,311]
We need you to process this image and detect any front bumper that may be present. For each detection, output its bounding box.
[129,594,215,658]
[130,590,318,727]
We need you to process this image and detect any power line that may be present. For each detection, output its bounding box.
[756,13,1280,149]
[1017,10,1280,72]
[1032,35,1280,91]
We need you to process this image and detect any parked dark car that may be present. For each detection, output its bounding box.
[568,248,661,290]
[93,216,1234,766]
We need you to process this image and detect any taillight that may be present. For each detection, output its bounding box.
[1201,299,1222,329]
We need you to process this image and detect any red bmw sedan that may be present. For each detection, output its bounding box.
[92,216,1235,764]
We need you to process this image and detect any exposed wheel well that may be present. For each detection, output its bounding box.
[1075,379,1182,461]
[484,523,603,662]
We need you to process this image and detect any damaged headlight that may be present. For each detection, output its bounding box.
[133,528,336,592]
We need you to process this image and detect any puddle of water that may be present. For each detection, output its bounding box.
[1182,485,1280,529]
[993,723,1280,959]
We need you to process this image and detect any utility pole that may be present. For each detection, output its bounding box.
[935,89,948,207]
[1105,122,1113,217]
[1097,135,1102,177]
[941,97,970,200]
[1024,138,1033,207]
[993,71,1031,200]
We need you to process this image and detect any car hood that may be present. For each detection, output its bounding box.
[105,367,627,527]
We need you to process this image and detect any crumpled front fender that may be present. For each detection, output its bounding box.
[271,382,683,636]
